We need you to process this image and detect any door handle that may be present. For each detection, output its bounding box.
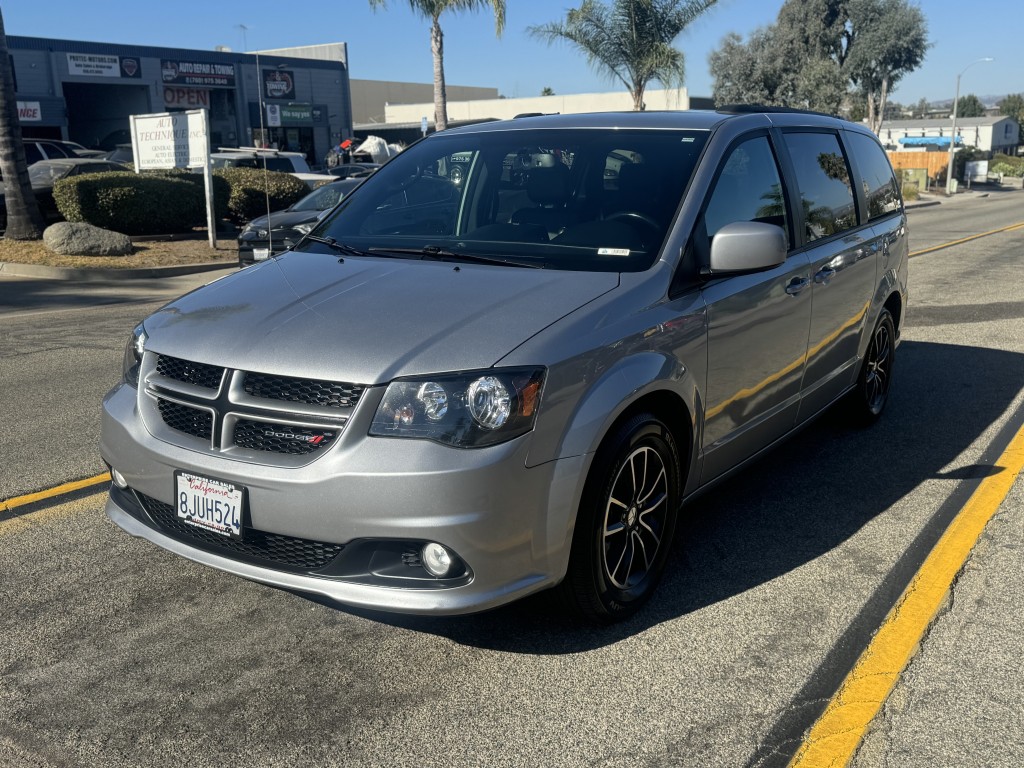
[785,276,810,295]
[814,268,836,284]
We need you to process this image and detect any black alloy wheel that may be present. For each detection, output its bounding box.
[849,308,895,424]
[560,412,681,623]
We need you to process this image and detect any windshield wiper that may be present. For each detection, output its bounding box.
[303,236,369,258]
[367,245,544,269]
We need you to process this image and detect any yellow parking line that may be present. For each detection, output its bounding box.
[0,472,110,515]
[910,221,1024,258]
[789,418,1024,767]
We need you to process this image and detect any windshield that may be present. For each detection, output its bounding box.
[296,127,708,272]
[291,182,356,212]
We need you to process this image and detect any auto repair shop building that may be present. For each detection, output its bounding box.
[8,36,353,168]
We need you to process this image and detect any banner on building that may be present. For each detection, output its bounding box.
[263,69,295,100]
[161,60,236,88]
[17,101,42,121]
[67,53,141,78]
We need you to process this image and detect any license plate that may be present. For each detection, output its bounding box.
[253,247,270,261]
[175,471,244,538]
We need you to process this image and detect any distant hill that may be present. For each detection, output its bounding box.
[930,94,1017,110]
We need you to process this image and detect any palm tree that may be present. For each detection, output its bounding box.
[530,0,718,111]
[369,0,505,132]
[0,7,44,239]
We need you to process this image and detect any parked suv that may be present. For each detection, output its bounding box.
[209,147,334,188]
[102,109,907,622]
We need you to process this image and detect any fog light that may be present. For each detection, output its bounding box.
[421,542,454,577]
[111,469,128,489]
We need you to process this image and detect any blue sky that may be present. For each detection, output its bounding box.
[5,1,1020,105]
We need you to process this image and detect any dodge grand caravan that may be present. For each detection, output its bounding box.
[102,109,907,622]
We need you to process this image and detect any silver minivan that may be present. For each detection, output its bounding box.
[102,109,907,622]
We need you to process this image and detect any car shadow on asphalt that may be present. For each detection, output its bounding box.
[297,339,1024,653]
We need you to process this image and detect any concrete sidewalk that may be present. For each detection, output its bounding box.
[0,259,235,281]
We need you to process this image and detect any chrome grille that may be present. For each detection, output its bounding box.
[233,420,337,455]
[156,355,223,389]
[136,492,344,571]
[243,372,364,409]
[157,399,212,440]
[143,354,363,460]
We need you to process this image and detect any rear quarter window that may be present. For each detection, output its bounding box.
[846,131,902,221]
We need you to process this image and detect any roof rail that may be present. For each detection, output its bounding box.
[217,146,283,154]
[715,104,840,119]
[512,112,560,119]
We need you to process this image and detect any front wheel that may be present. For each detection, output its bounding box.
[558,413,682,623]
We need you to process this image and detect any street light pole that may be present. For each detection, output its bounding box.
[945,57,993,196]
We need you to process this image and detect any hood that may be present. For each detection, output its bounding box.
[144,251,618,385]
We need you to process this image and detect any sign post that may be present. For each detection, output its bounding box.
[130,109,216,248]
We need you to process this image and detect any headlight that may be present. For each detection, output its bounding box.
[369,368,545,448]
[122,323,147,386]
[294,222,316,235]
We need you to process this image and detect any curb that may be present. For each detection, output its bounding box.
[905,200,941,210]
[0,260,236,281]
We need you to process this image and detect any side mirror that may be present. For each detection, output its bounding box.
[708,221,787,274]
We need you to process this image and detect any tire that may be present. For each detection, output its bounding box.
[559,412,682,623]
[847,308,896,425]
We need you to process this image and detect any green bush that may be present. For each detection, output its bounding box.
[989,153,1024,176]
[212,167,309,223]
[53,170,232,235]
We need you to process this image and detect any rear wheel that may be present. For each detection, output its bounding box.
[559,412,681,623]
[847,308,895,424]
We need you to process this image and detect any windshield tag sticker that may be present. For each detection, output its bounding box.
[598,248,631,257]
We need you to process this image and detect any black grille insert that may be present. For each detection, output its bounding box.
[243,372,364,409]
[136,492,344,571]
[157,399,212,440]
[156,355,224,389]
[233,419,337,455]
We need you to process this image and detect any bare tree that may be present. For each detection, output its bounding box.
[0,7,44,239]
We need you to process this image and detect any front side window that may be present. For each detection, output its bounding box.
[846,131,901,221]
[704,135,789,241]
[300,128,709,272]
[782,132,858,242]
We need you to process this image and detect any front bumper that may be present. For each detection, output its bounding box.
[101,382,586,615]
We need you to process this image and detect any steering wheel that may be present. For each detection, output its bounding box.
[605,210,662,246]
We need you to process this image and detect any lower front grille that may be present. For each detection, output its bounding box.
[136,491,344,572]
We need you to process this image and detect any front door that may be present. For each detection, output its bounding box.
[697,133,812,484]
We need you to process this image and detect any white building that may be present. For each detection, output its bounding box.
[385,87,691,127]
[878,116,1020,154]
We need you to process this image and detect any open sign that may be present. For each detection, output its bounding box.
[163,87,211,109]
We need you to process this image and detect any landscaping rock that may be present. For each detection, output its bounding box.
[43,222,133,257]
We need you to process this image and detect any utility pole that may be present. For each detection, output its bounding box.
[945,58,993,196]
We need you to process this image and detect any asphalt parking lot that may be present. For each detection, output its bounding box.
[1,189,1023,766]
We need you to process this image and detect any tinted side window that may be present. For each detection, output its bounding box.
[264,158,293,172]
[782,132,857,242]
[39,142,70,159]
[704,135,788,240]
[846,131,901,221]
